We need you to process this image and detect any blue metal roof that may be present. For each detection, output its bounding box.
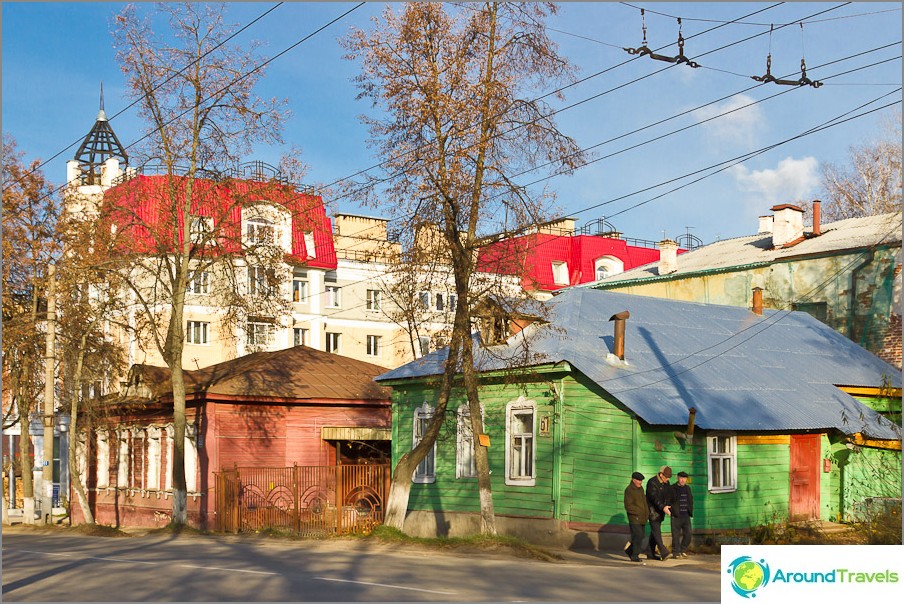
[377,288,901,440]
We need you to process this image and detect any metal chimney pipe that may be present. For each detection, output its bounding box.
[608,311,630,360]
[752,287,763,316]
[812,200,821,236]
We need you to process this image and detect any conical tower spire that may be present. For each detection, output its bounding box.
[74,82,128,184]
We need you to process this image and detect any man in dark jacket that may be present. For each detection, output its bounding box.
[623,471,649,563]
[645,465,672,560]
[670,471,694,558]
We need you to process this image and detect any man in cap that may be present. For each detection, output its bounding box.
[623,471,649,563]
[645,465,672,560]
[670,471,694,558]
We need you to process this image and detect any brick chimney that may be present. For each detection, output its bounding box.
[812,200,821,236]
[658,239,679,275]
[770,204,804,247]
[758,215,774,234]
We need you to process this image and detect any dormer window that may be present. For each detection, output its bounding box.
[189,215,213,245]
[594,256,624,282]
[551,261,569,286]
[247,219,275,245]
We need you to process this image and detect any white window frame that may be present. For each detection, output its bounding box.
[326,285,341,308]
[248,265,277,297]
[413,403,436,483]
[417,335,431,358]
[505,397,536,486]
[366,334,381,357]
[418,291,430,309]
[186,320,209,345]
[246,218,276,245]
[707,433,738,493]
[594,256,624,281]
[366,289,381,312]
[435,293,445,311]
[551,261,569,286]
[303,231,317,259]
[456,405,480,479]
[247,322,274,347]
[293,327,308,346]
[292,279,308,303]
[188,270,209,295]
[189,215,213,245]
[325,331,341,353]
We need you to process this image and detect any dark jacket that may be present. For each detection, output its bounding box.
[646,476,671,522]
[624,482,649,525]
[670,482,694,518]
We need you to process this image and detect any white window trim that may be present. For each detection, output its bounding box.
[413,403,436,484]
[326,285,341,308]
[366,334,381,357]
[594,256,625,281]
[326,331,341,353]
[186,320,209,345]
[505,396,536,486]
[707,432,738,493]
[247,321,274,347]
[456,405,483,479]
[292,279,308,303]
[366,289,381,312]
[552,261,569,286]
[188,270,209,294]
[293,327,308,346]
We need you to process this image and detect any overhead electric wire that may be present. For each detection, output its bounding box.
[620,2,895,27]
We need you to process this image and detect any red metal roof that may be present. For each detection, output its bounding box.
[102,174,337,268]
[477,232,677,291]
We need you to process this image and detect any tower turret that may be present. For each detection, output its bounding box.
[72,83,128,185]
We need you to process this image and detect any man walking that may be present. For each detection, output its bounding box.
[670,471,694,558]
[646,465,672,561]
[623,471,649,563]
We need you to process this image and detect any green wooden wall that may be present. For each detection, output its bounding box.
[389,371,900,532]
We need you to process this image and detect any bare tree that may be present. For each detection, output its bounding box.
[110,3,297,525]
[820,111,902,220]
[343,2,585,534]
[1,135,61,524]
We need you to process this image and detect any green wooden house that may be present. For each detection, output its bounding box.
[376,288,901,548]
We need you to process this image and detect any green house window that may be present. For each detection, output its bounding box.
[707,433,737,493]
[413,404,436,484]
[456,406,478,479]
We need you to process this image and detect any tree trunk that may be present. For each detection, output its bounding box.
[170,360,188,526]
[68,334,94,524]
[383,460,417,530]
[17,395,34,525]
[462,336,497,535]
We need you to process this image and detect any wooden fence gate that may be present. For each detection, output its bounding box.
[214,464,389,535]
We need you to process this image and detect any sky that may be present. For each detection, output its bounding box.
[2,2,901,245]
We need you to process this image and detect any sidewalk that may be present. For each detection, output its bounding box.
[552,546,723,571]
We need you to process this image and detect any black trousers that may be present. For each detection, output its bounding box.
[671,515,692,554]
[647,517,670,557]
[627,522,647,559]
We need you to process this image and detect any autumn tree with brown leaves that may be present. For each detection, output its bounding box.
[109,3,298,525]
[1,135,61,523]
[343,2,585,534]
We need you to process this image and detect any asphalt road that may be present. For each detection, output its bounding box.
[2,528,721,602]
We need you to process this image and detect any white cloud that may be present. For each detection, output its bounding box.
[691,94,764,147]
[730,156,820,204]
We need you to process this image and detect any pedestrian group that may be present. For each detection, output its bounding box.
[623,465,694,563]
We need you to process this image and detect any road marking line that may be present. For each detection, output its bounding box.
[20,550,76,557]
[315,577,456,595]
[180,564,277,575]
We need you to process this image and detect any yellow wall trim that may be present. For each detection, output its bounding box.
[737,435,790,445]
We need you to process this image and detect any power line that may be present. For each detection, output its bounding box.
[620,2,895,27]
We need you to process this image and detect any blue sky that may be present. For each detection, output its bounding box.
[2,2,901,244]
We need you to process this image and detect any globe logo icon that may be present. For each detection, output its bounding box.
[727,556,771,598]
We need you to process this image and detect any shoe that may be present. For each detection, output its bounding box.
[679,552,689,559]
[630,556,643,562]
[661,553,671,561]
[648,554,661,561]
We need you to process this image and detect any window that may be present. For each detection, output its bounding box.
[435,293,444,311]
[189,215,213,245]
[247,219,275,245]
[792,301,828,323]
[366,335,381,357]
[417,335,432,358]
[292,279,308,302]
[594,256,624,281]
[418,291,430,309]
[413,404,436,483]
[248,266,277,296]
[505,397,536,486]
[448,293,457,310]
[707,434,737,493]
[303,231,316,259]
[326,285,341,308]
[366,289,381,312]
[596,266,610,281]
[247,322,274,347]
[324,270,338,283]
[293,327,308,346]
[326,332,341,353]
[186,321,209,345]
[551,261,569,286]
[456,406,477,479]
[188,270,209,295]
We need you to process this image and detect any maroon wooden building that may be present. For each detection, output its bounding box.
[71,346,391,529]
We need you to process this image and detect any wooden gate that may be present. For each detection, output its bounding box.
[214,464,389,535]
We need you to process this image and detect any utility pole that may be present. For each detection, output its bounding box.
[41,263,56,524]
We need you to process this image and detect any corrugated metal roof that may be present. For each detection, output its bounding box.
[586,212,902,285]
[377,288,901,440]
